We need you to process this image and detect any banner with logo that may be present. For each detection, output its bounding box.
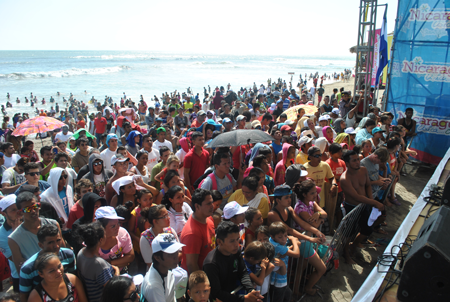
[371,29,381,87]
[386,1,450,165]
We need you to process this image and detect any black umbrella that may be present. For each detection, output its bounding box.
[207,129,273,148]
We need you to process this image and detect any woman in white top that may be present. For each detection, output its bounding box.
[139,204,178,268]
[129,150,151,184]
[161,185,192,237]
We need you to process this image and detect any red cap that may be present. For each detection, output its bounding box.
[280,125,291,132]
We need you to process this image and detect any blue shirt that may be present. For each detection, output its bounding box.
[282,98,290,111]
[58,188,69,217]
[0,223,18,278]
[269,237,288,287]
[14,180,51,196]
[19,247,76,294]
[272,142,282,156]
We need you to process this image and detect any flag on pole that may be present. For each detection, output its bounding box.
[375,9,388,86]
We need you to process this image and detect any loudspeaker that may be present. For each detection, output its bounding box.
[441,177,450,207]
[397,206,450,301]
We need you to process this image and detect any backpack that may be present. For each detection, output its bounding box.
[195,172,232,190]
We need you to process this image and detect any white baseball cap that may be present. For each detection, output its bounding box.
[318,116,328,122]
[152,233,185,254]
[112,176,134,195]
[111,154,130,166]
[0,195,16,212]
[345,127,357,134]
[301,130,314,138]
[285,120,295,126]
[332,108,340,115]
[222,201,248,219]
[298,135,314,147]
[236,115,246,122]
[95,206,124,220]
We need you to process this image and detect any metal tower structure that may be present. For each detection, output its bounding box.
[353,0,378,116]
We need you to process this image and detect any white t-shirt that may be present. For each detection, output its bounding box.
[54,132,74,143]
[100,148,117,170]
[153,140,173,152]
[143,148,160,173]
[142,265,175,302]
[4,154,21,169]
[1,168,26,186]
[89,120,95,135]
[202,103,209,112]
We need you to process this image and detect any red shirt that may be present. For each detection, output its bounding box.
[191,119,202,128]
[232,145,250,169]
[66,201,84,229]
[184,147,210,188]
[326,158,346,192]
[180,216,215,273]
[77,120,86,130]
[94,117,107,134]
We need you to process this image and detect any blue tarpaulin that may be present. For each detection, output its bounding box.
[387,0,450,164]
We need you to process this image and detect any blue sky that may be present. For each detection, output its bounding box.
[0,0,397,56]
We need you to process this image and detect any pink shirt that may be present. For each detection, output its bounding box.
[99,227,133,263]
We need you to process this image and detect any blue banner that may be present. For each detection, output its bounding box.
[387,0,450,164]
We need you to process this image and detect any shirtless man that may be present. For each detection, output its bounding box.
[340,150,385,264]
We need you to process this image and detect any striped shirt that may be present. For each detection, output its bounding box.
[77,250,114,302]
[19,248,76,294]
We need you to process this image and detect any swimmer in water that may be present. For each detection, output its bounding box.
[6,93,9,99]
[16,98,20,103]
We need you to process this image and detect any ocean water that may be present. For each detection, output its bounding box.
[0,51,354,116]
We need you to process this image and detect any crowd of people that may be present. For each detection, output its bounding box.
[0,76,418,302]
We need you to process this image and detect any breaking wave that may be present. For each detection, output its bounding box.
[0,65,130,79]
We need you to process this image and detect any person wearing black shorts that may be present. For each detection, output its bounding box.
[340,150,385,264]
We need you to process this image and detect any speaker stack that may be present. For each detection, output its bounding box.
[397,192,450,301]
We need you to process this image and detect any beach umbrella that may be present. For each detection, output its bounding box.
[12,116,66,136]
[207,129,273,148]
[277,104,317,122]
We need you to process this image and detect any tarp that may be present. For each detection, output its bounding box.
[353,146,450,302]
[386,0,450,165]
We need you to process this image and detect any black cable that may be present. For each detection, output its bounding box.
[374,241,413,302]
[374,183,443,301]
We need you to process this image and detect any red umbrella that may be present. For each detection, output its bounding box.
[12,116,66,136]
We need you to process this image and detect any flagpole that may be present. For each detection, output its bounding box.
[375,5,388,109]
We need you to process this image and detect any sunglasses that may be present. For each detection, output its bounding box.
[22,203,41,213]
[311,154,322,158]
[156,214,169,220]
[123,288,139,301]
[59,175,68,180]
[93,161,103,166]
[26,172,40,177]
